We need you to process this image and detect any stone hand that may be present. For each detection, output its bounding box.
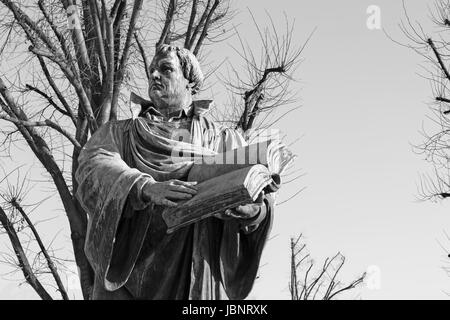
[142,179,198,208]
[215,193,264,221]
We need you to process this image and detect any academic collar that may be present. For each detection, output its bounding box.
[130,92,214,119]
[145,104,193,120]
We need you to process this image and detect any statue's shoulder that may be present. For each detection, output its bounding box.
[93,119,136,140]
[109,118,134,130]
[191,100,216,126]
[192,100,214,116]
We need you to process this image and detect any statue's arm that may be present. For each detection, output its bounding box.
[238,199,269,234]
[122,177,155,217]
[75,120,155,291]
[218,193,274,299]
[75,120,154,216]
[216,193,271,234]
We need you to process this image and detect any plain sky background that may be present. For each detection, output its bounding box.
[1,0,450,300]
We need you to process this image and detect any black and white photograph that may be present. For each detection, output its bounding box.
[0,0,449,307]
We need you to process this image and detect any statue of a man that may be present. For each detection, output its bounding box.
[75,45,274,300]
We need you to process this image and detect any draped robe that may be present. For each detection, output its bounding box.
[75,101,274,300]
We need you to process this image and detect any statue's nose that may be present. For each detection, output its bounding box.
[150,69,161,80]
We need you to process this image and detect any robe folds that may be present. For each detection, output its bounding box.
[75,103,274,300]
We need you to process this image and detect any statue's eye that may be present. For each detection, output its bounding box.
[162,66,173,73]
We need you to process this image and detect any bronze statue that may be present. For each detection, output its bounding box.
[75,45,274,299]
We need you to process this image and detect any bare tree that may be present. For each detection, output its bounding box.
[0,0,307,299]
[0,168,70,300]
[392,0,450,201]
[289,235,366,300]
[217,12,313,132]
[388,0,450,289]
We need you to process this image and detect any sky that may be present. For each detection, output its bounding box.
[246,0,450,300]
[1,0,450,300]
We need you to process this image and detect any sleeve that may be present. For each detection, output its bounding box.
[219,194,274,300]
[201,117,275,299]
[123,176,155,217]
[239,203,267,234]
[75,120,156,292]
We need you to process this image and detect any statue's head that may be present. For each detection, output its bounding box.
[148,44,204,111]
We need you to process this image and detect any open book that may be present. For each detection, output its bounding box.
[162,140,295,233]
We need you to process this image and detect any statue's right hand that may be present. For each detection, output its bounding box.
[141,179,198,208]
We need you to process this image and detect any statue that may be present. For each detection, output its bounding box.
[75,45,274,300]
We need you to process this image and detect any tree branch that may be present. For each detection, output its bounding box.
[37,0,73,65]
[290,235,365,300]
[21,22,96,132]
[184,0,198,48]
[97,2,115,125]
[86,0,107,76]
[0,115,81,150]
[0,206,53,300]
[0,76,92,298]
[113,0,127,71]
[327,273,366,300]
[35,55,77,125]
[237,67,285,131]
[10,200,69,300]
[134,32,150,80]
[61,0,92,79]
[110,0,144,120]
[25,84,70,117]
[0,0,62,58]
[187,0,212,50]
[193,0,220,55]
[428,38,450,81]
[157,0,178,48]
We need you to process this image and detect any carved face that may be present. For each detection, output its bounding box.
[148,51,192,111]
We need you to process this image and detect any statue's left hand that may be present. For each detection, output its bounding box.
[215,193,264,220]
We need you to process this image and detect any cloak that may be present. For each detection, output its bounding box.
[75,101,273,299]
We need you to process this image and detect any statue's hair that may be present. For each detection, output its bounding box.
[154,44,204,95]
